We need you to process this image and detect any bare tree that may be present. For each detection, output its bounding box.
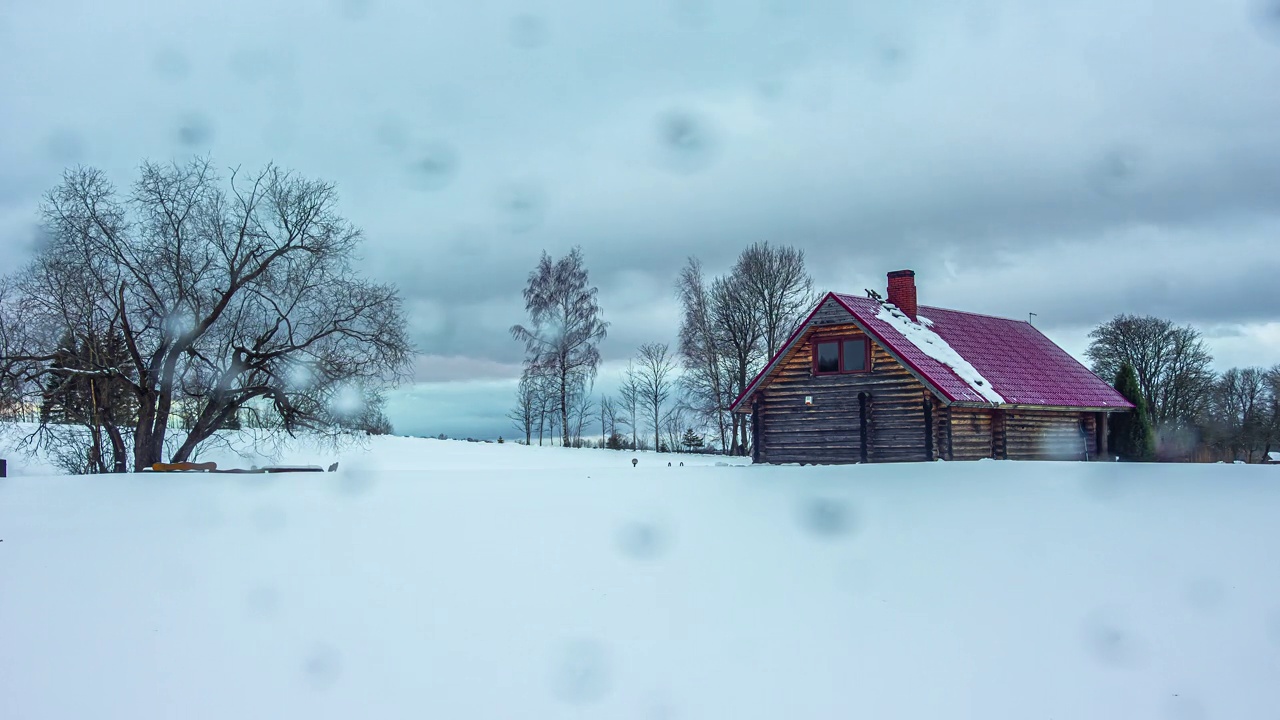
[1086,315,1215,431]
[735,242,816,360]
[1,159,413,471]
[675,257,730,452]
[511,247,608,447]
[618,361,641,451]
[662,402,689,456]
[632,343,677,452]
[567,379,597,447]
[1206,367,1270,462]
[508,371,539,445]
[711,272,764,455]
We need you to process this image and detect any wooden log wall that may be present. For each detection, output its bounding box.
[756,304,934,464]
[1004,410,1095,460]
[948,407,995,461]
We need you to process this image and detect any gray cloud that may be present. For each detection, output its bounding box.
[3,0,1280,437]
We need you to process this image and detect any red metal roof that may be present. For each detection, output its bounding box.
[731,292,1133,411]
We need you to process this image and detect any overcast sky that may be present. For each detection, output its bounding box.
[3,0,1280,439]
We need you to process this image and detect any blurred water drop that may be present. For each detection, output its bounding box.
[45,130,85,164]
[869,42,912,83]
[229,47,274,83]
[245,585,280,618]
[177,114,214,147]
[800,497,853,539]
[186,500,224,532]
[373,117,409,153]
[1252,0,1280,44]
[672,0,711,28]
[655,110,717,174]
[1164,694,1207,720]
[1089,146,1143,196]
[1266,610,1280,647]
[251,504,287,534]
[509,14,548,49]
[550,639,611,704]
[1184,578,1224,612]
[338,0,371,21]
[152,48,190,81]
[618,521,668,560]
[1083,608,1142,667]
[303,643,342,689]
[495,182,545,233]
[336,467,375,497]
[330,384,366,418]
[407,143,459,191]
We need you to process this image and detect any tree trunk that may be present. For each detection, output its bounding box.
[105,423,128,473]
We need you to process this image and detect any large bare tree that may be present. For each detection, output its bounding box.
[0,158,412,471]
[1086,315,1215,429]
[511,247,608,447]
[711,271,764,455]
[675,257,730,452]
[734,242,816,360]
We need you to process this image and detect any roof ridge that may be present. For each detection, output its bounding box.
[916,305,1031,325]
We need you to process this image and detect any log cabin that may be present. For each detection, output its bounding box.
[730,270,1134,464]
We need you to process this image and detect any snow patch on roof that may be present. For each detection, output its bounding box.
[1269,451,1280,462]
[875,304,1006,404]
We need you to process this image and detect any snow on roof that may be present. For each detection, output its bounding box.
[875,303,1006,404]
[731,292,1135,411]
[1268,451,1280,462]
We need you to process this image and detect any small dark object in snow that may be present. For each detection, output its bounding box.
[631,458,638,468]
[667,462,672,467]
[679,462,684,466]
[327,462,339,472]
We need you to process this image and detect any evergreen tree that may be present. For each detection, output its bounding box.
[1110,363,1154,461]
[681,428,704,452]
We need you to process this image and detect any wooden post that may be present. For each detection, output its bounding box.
[0,458,6,478]
[923,398,934,461]
[858,392,869,464]
[751,395,763,464]
[1097,412,1109,460]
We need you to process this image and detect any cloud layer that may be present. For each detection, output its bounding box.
[4,0,1279,437]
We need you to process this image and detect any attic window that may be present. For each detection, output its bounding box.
[813,337,869,375]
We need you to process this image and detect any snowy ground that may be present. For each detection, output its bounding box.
[2,433,1279,719]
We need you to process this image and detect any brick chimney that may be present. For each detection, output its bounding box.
[886,270,918,321]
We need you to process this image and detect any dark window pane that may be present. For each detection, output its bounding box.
[816,342,839,373]
[842,339,867,372]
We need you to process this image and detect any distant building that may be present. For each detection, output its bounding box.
[731,270,1134,464]
[1266,452,1280,465]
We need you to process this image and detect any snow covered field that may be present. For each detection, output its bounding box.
[2,434,1279,719]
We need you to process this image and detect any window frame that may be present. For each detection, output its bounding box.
[812,336,872,376]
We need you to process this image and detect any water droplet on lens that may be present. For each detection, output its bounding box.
[152,48,190,81]
[551,639,611,704]
[1252,0,1280,44]
[303,643,342,689]
[496,182,545,233]
[1083,608,1142,667]
[509,14,547,48]
[618,521,667,559]
[407,143,458,191]
[655,110,716,174]
[251,504,287,533]
[801,497,852,538]
[177,114,214,146]
[246,585,279,618]
[338,0,371,21]
[45,130,85,163]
